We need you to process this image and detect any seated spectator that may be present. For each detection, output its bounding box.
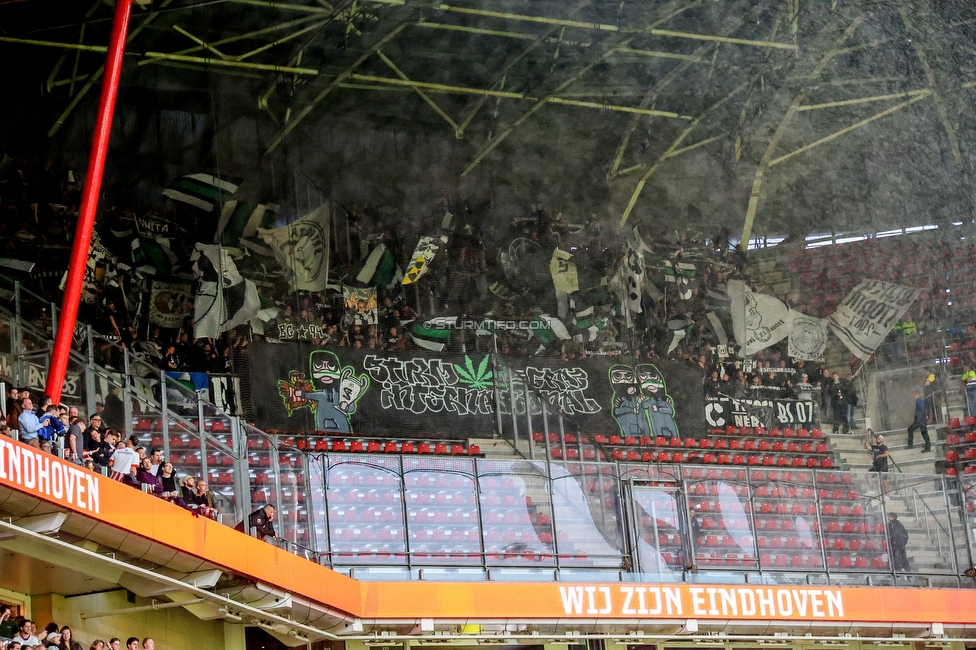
[191,479,218,519]
[89,640,106,650]
[235,504,278,541]
[179,475,197,503]
[136,458,164,496]
[37,405,65,447]
[156,462,187,507]
[0,421,9,438]
[121,463,141,489]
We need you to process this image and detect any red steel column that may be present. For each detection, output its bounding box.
[46,0,133,403]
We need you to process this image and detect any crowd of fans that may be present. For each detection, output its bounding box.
[1,387,218,519]
[0,607,156,650]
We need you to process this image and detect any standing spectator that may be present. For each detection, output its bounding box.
[887,513,910,572]
[843,377,859,431]
[906,390,931,452]
[141,638,154,650]
[102,386,125,432]
[236,504,278,541]
[92,430,119,467]
[107,639,122,650]
[148,448,163,475]
[866,431,890,495]
[12,620,39,647]
[89,640,106,650]
[57,626,83,650]
[794,373,814,402]
[961,364,976,417]
[16,397,44,447]
[922,372,938,423]
[108,442,140,481]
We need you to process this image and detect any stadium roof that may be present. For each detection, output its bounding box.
[2,0,976,240]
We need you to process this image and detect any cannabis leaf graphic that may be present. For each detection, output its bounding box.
[454,354,493,390]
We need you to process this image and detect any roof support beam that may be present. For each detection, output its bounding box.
[739,12,865,247]
[264,22,409,154]
[47,0,175,137]
[376,51,462,137]
[768,91,931,166]
[350,73,690,118]
[796,88,930,111]
[619,84,746,225]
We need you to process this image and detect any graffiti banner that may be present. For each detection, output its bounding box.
[704,397,819,431]
[246,343,705,439]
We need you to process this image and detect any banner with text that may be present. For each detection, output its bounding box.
[704,397,819,430]
[828,279,920,359]
[246,342,705,439]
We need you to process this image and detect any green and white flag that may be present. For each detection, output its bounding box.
[355,243,402,288]
[162,173,240,213]
[529,315,571,344]
[215,200,279,247]
[410,318,453,352]
[190,244,260,338]
[258,203,331,292]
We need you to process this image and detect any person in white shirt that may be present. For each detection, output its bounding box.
[148,448,164,476]
[13,619,39,647]
[109,444,142,481]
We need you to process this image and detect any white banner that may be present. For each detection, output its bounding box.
[149,281,192,329]
[789,312,829,361]
[257,203,331,292]
[728,280,794,355]
[827,279,920,358]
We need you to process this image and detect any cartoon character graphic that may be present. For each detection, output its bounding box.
[745,292,772,345]
[609,365,650,437]
[278,350,370,433]
[635,363,679,439]
[277,371,314,415]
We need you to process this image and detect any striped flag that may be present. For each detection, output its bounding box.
[215,201,279,247]
[162,173,240,213]
[528,315,571,345]
[410,318,453,352]
[355,243,402,288]
[402,235,448,285]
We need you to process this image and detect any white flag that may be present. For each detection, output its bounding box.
[402,235,448,285]
[190,244,260,338]
[828,279,920,359]
[257,203,331,292]
[728,279,794,355]
[789,312,829,361]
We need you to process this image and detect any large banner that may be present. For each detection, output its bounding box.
[704,397,819,430]
[728,280,794,355]
[827,279,920,358]
[247,342,705,440]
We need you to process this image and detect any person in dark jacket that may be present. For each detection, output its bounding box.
[236,504,277,541]
[887,513,910,571]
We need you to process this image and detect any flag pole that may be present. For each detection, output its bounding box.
[46,0,133,404]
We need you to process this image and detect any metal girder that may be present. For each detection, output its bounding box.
[768,91,932,166]
[739,11,866,246]
[455,0,593,138]
[376,50,462,137]
[796,88,930,111]
[896,2,963,164]
[607,13,748,180]
[47,0,175,138]
[349,73,692,118]
[460,0,701,177]
[619,84,746,225]
[264,21,410,154]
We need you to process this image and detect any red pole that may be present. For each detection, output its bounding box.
[46,0,133,404]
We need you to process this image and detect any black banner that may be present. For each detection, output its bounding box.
[246,342,705,440]
[704,397,819,431]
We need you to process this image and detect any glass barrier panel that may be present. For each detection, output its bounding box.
[550,461,623,569]
[685,465,759,572]
[402,457,481,566]
[278,443,311,549]
[326,454,405,566]
[630,482,687,579]
[814,469,887,573]
[886,472,956,576]
[309,454,329,562]
[205,439,237,527]
[476,458,554,567]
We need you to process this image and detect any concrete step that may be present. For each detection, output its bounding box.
[470,437,523,459]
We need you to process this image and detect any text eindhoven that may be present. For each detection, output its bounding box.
[559,586,844,619]
[0,440,100,514]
